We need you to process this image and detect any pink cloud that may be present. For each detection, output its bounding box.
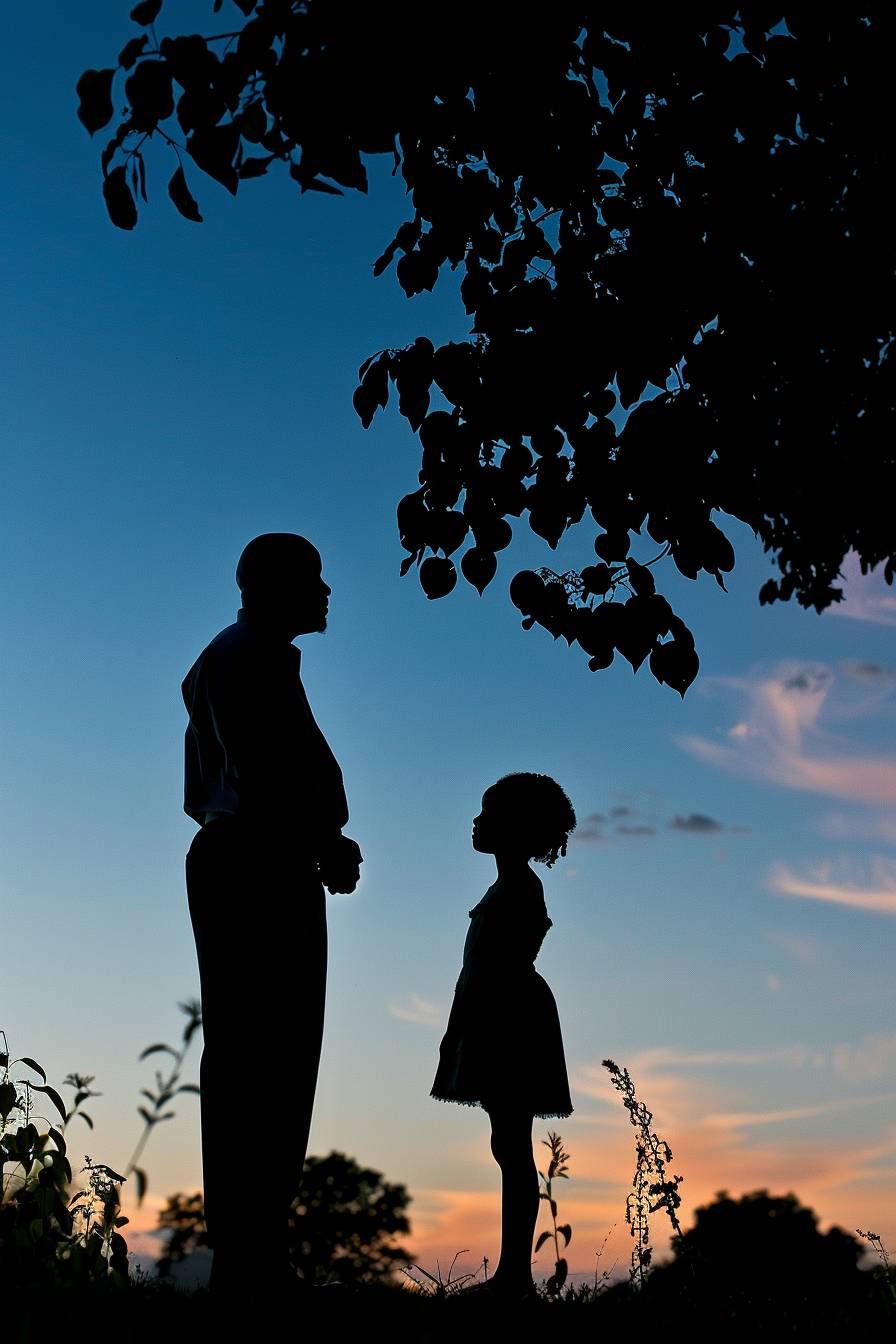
[828,551,896,628]
[677,661,896,805]
[770,858,896,916]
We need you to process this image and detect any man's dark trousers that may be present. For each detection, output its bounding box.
[186,814,327,1287]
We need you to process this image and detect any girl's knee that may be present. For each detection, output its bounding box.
[490,1120,535,1168]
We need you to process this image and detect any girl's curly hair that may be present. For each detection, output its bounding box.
[487,772,577,867]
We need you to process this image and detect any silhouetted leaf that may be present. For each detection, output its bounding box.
[139,1043,178,1061]
[419,556,457,600]
[353,353,390,429]
[30,1085,67,1124]
[594,530,630,562]
[189,124,241,195]
[134,1168,147,1203]
[373,240,398,276]
[0,1082,16,1119]
[130,0,162,24]
[557,1223,572,1247]
[102,166,138,229]
[534,1230,552,1252]
[461,547,497,595]
[76,69,115,136]
[650,639,699,696]
[118,35,148,69]
[128,151,147,202]
[238,154,275,179]
[168,167,203,222]
[579,563,613,597]
[125,60,174,130]
[396,251,438,296]
[625,558,656,598]
[429,510,468,557]
[17,1058,47,1084]
[290,162,344,195]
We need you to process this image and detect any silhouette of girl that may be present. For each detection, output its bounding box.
[431,772,577,1299]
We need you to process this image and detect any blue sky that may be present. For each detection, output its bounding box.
[3,1,895,1275]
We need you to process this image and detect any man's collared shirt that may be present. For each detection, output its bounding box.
[182,610,349,850]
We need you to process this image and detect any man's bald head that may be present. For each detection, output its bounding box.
[236,533,330,636]
[236,533,321,592]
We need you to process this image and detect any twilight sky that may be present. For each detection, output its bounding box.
[3,1,895,1279]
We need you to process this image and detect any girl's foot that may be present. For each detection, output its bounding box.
[473,1275,538,1303]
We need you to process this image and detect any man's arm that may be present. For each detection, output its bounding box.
[204,641,361,881]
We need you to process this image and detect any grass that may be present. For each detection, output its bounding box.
[10,1261,895,1344]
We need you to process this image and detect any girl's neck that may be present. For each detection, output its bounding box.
[494,852,533,880]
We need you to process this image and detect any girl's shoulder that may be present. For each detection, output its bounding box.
[493,868,545,906]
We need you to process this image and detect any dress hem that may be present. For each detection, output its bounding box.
[430,1089,573,1119]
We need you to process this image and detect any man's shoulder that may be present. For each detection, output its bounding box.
[182,622,250,693]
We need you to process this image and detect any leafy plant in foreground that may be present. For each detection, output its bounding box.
[602,1058,684,1289]
[125,998,202,1206]
[535,1130,572,1297]
[857,1228,896,1312]
[0,1032,128,1286]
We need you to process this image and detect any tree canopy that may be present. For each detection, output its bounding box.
[643,1189,878,1326]
[155,1150,411,1284]
[79,3,896,692]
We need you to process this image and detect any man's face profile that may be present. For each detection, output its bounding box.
[237,533,331,636]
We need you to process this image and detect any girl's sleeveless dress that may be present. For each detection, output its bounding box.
[430,876,573,1118]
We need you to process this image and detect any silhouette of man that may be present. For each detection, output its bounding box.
[181,533,361,1292]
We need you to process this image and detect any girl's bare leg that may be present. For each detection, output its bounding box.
[486,1103,539,1291]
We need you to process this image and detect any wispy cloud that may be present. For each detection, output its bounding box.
[619,1044,813,1070]
[818,812,896,846]
[574,802,745,845]
[575,813,606,843]
[828,551,896,628]
[770,858,896,916]
[843,659,896,682]
[765,931,819,967]
[669,813,723,834]
[833,1035,896,1083]
[678,660,896,806]
[705,1094,890,1130]
[389,994,445,1029]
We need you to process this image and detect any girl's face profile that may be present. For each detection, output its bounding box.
[472,787,517,855]
[472,791,496,852]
